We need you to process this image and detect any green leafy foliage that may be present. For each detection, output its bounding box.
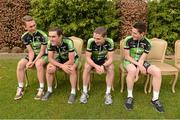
[30,0,120,42]
[147,0,180,54]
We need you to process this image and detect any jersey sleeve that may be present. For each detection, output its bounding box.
[107,38,114,51]
[86,38,94,52]
[124,36,132,49]
[144,38,151,54]
[65,39,74,52]
[38,30,48,45]
[21,32,31,45]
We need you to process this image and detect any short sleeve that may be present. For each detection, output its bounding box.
[38,30,48,45]
[21,32,31,45]
[124,36,132,49]
[67,39,75,52]
[86,38,94,52]
[144,38,151,54]
[107,38,114,51]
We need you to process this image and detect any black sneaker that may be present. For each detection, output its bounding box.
[125,97,134,110]
[151,99,165,113]
[68,94,76,104]
[41,91,52,101]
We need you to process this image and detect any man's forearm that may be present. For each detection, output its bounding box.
[28,51,35,62]
[86,57,98,68]
[49,58,63,68]
[103,58,112,67]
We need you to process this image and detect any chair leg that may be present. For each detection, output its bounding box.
[111,82,114,91]
[148,76,153,93]
[120,72,125,93]
[144,74,150,94]
[25,70,29,87]
[54,72,58,89]
[169,79,173,85]
[172,73,178,93]
[88,73,92,91]
[77,70,80,91]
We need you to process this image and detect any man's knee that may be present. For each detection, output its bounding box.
[35,60,45,68]
[106,64,114,73]
[84,63,92,72]
[69,65,77,75]
[47,64,56,74]
[17,59,27,70]
[149,65,161,77]
[127,66,137,75]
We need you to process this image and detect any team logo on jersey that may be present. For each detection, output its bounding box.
[103,44,108,50]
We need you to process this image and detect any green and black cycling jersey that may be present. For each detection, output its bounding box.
[123,36,151,69]
[21,30,48,55]
[124,36,151,61]
[48,37,79,64]
[86,38,114,65]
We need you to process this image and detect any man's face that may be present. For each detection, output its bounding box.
[24,20,36,33]
[93,33,105,45]
[48,31,62,45]
[131,27,144,40]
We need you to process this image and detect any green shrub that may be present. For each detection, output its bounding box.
[30,0,120,42]
[147,0,180,54]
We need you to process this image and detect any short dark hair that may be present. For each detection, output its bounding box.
[133,21,146,33]
[22,15,34,25]
[48,27,63,36]
[94,26,107,37]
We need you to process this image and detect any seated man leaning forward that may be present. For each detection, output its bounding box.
[80,26,114,105]
[41,27,79,104]
[123,21,164,113]
[14,15,48,100]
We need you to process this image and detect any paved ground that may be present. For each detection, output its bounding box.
[0,53,121,60]
[0,53,26,59]
[0,52,173,60]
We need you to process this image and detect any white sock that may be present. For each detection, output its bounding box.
[39,83,44,89]
[18,82,24,88]
[127,89,133,98]
[48,86,53,93]
[106,86,111,94]
[71,88,76,95]
[152,91,159,101]
[83,85,88,93]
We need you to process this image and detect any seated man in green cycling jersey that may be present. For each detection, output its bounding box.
[123,21,164,113]
[41,27,78,104]
[14,15,48,100]
[80,26,114,105]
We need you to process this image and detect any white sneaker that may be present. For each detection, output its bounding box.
[14,87,24,100]
[34,88,44,100]
[105,94,113,105]
[80,92,89,104]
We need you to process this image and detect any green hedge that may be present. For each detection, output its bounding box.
[30,0,179,52]
[30,0,120,41]
[147,0,180,54]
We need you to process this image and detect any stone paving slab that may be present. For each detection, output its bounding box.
[0,52,173,60]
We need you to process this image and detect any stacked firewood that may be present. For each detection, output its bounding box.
[117,0,148,39]
[0,0,29,51]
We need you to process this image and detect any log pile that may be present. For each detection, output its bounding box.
[117,0,148,39]
[0,0,30,52]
